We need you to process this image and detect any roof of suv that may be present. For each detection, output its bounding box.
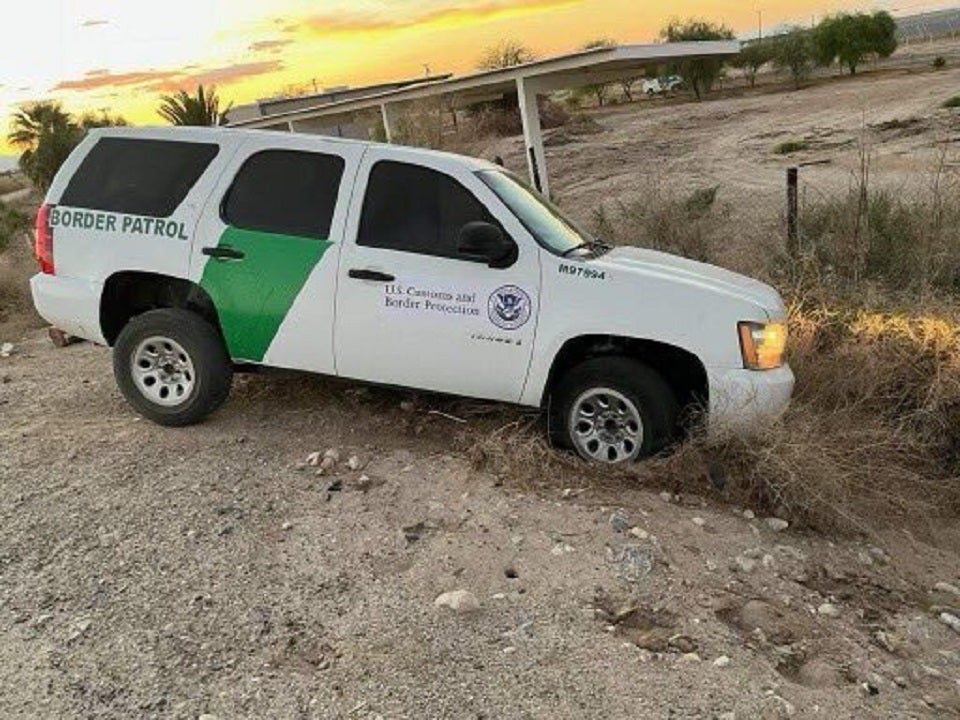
[86,125,499,172]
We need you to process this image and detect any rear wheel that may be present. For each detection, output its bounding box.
[550,356,679,463]
[114,308,232,426]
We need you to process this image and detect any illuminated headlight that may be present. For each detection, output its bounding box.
[738,321,787,371]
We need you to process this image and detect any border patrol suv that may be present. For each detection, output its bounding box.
[31,127,793,463]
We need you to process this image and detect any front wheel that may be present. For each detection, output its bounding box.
[550,357,679,463]
[113,308,233,427]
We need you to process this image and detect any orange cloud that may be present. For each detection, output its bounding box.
[52,61,284,94]
[284,0,585,36]
[248,39,293,54]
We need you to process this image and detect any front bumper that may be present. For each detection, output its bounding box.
[30,273,105,344]
[707,364,795,435]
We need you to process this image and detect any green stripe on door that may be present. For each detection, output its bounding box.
[200,226,332,363]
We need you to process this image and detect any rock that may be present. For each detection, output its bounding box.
[691,517,706,528]
[609,544,653,582]
[797,658,844,688]
[346,455,362,471]
[939,612,960,634]
[934,582,960,598]
[628,527,649,540]
[434,590,480,613]
[731,556,757,574]
[320,455,337,471]
[282,522,293,531]
[873,630,898,653]
[502,646,517,654]
[765,518,789,532]
[325,478,343,493]
[713,655,731,668]
[323,448,341,463]
[67,619,92,642]
[817,603,840,618]
[355,474,373,491]
[0,342,13,358]
[742,509,755,520]
[681,652,701,663]
[659,491,673,503]
[609,510,630,534]
[199,715,218,720]
[305,451,322,467]
[668,635,698,654]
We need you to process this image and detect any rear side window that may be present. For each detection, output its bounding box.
[61,137,219,217]
[222,150,345,239]
[358,161,498,259]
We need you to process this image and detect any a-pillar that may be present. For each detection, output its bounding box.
[516,76,550,200]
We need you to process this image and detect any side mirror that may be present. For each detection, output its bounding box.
[457,221,517,268]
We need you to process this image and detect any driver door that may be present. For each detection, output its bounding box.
[334,148,541,403]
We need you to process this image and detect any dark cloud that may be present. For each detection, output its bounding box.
[52,60,283,94]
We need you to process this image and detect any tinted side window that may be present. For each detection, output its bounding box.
[61,137,219,217]
[222,150,345,239]
[358,161,497,258]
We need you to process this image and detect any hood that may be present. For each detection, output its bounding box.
[595,247,786,319]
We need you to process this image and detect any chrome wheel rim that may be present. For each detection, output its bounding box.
[569,388,643,464]
[131,336,196,407]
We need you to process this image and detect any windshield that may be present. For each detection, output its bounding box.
[477,169,589,256]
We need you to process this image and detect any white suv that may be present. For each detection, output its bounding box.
[31,127,793,463]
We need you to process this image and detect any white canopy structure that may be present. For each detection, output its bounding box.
[228,41,740,199]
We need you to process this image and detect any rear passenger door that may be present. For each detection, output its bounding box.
[191,137,363,372]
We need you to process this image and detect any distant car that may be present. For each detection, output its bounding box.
[31,127,793,463]
[642,76,685,96]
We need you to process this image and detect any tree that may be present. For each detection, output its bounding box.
[578,38,616,107]
[7,103,128,191]
[660,19,735,100]
[477,40,536,70]
[774,27,814,89]
[814,11,898,75]
[8,102,82,191]
[157,85,230,126]
[733,40,774,88]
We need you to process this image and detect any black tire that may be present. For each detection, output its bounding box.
[113,308,233,427]
[549,356,679,462]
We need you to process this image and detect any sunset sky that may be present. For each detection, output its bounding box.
[0,0,950,155]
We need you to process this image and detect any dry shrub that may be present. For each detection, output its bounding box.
[592,184,727,263]
[695,302,960,538]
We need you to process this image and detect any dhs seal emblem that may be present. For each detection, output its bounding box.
[488,286,531,331]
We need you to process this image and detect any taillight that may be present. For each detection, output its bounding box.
[34,203,54,275]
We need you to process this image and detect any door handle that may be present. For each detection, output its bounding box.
[348,269,395,282]
[202,245,245,260]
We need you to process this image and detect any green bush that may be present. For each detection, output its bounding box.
[774,140,810,154]
[934,56,947,69]
[798,184,960,294]
[943,95,960,109]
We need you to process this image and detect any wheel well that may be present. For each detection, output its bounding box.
[545,335,709,416]
[100,272,221,346]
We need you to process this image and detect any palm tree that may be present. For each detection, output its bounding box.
[157,85,231,126]
[7,101,75,150]
[7,102,83,191]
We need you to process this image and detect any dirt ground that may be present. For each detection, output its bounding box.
[2,51,960,720]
